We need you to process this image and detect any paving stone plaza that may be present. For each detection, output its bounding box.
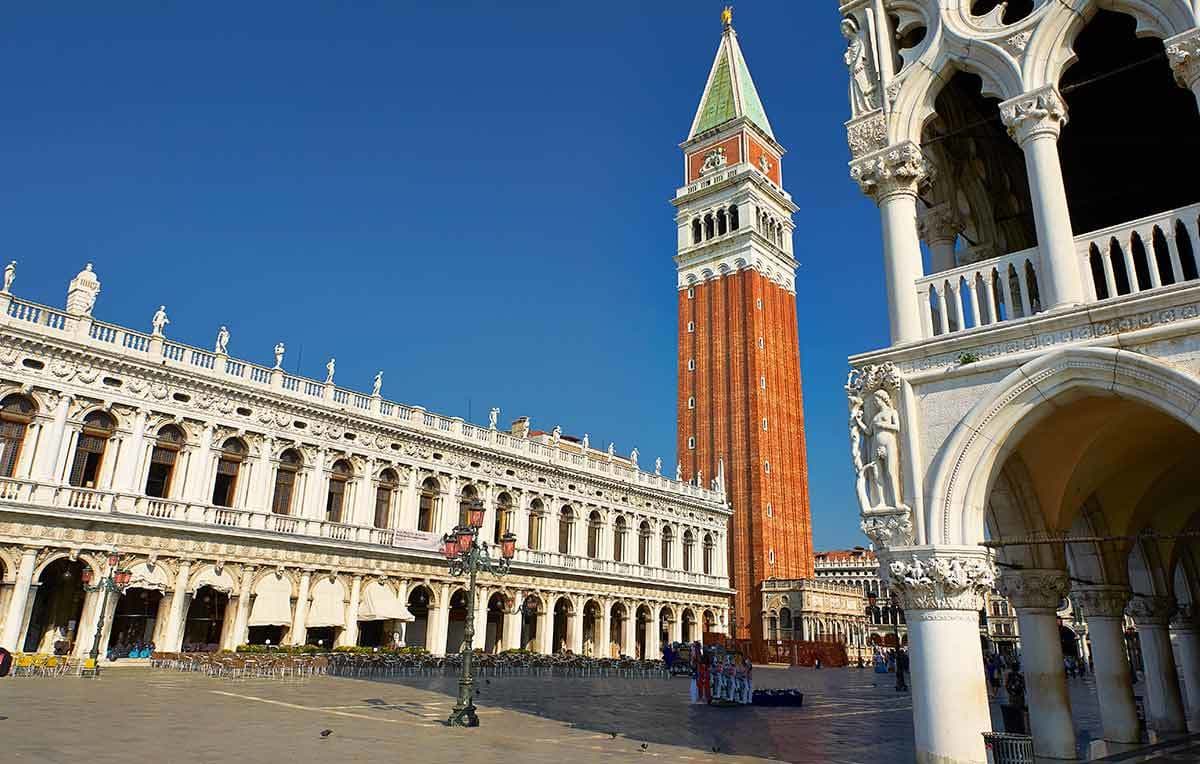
[3,667,1199,763]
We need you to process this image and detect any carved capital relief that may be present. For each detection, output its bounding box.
[1166,29,1200,90]
[1072,586,1131,619]
[996,569,1069,611]
[849,142,932,200]
[1171,603,1200,631]
[882,547,996,611]
[845,110,887,160]
[999,85,1068,144]
[859,510,914,550]
[917,201,963,246]
[1127,594,1176,626]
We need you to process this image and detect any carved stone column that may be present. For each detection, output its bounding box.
[1074,586,1139,746]
[1128,594,1188,735]
[1169,605,1200,728]
[289,569,312,646]
[999,86,1085,310]
[1167,30,1200,109]
[0,547,37,652]
[338,575,362,648]
[997,569,1075,760]
[162,559,193,652]
[881,545,996,764]
[850,142,931,344]
[918,202,963,274]
[229,565,256,650]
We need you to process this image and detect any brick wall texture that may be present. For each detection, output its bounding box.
[677,270,813,641]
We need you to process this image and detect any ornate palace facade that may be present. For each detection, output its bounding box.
[839,1,1200,762]
[0,265,732,661]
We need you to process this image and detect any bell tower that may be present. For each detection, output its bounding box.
[674,11,812,641]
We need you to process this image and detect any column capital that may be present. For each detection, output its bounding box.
[849,141,933,201]
[996,568,1069,611]
[1072,585,1131,619]
[1171,603,1200,631]
[1000,85,1068,144]
[880,545,996,611]
[1127,594,1177,626]
[917,202,963,247]
[1166,29,1200,90]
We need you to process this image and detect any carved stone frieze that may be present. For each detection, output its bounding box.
[882,547,996,611]
[847,361,911,548]
[849,142,932,199]
[1127,594,1176,626]
[846,111,887,160]
[1000,86,1068,143]
[1166,29,1200,90]
[1072,586,1131,619]
[996,569,1069,611]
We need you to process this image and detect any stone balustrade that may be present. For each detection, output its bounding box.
[917,246,1043,337]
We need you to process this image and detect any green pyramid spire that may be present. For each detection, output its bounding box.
[689,25,775,141]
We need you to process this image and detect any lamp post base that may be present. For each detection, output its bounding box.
[446,702,479,727]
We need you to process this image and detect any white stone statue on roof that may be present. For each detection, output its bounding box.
[325,357,336,384]
[630,447,639,468]
[676,462,683,482]
[214,326,230,354]
[151,305,170,337]
[2,261,15,294]
[488,407,499,430]
[273,342,285,369]
[551,425,561,446]
[581,433,589,450]
[606,442,615,461]
[655,457,662,475]
[373,371,383,397]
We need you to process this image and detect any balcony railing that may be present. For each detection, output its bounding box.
[0,476,727,590]
[917,201,1200,339]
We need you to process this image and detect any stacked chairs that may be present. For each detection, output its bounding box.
[8,654,79,677]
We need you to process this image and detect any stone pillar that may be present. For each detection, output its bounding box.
[185,426,214,502]
[229,565,255,649]
[290,570,312,646]
[163,560,193,652]
[473,585,489,651]
[600,600,612,658]
[113,409,148,493]
[569,596,584,653]
[850,142,931,345]
[34,394,71,481]
[1075,586,1140,746]
[882,546,996,764]
[1170,606,1200,729]
[303,448,328,521]
[1129,595,1188,735]
[339,575,363,648]
[353,459,375,527]
[428,582,451,656]
[997,569,1076,760]
[670,608,683,644]
[0,548,36,651]
[537,602,553,655]
[919,202,961,274]
[999,86,1085,310]
[502,597,522,651]
[1167,30,1200,111]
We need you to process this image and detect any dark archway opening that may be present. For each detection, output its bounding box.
[1060,10,1200,235]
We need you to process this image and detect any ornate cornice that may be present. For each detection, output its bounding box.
[1127,594,1177,626]
[881,547,996,611]
[1000,86,1068,145]
[849,142,932,200]
[1166,29,1200,90]
[1072,586,1131,619]
[996,569,1068,611]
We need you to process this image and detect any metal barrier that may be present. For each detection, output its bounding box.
[982,732,1034,764]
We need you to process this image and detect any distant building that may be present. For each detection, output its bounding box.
[814,547,905,649]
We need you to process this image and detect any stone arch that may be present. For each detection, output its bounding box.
[250,566,298,597]
[32,550,101,580]
[188,563,237,594]
[928,347,1200,546]
[0,547,18,583]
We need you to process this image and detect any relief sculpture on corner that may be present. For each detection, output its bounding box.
[842,17,880,117]
[846,361,912,548]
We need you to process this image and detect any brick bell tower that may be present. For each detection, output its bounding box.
[674,10,812,642]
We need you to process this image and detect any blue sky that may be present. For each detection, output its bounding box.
[3,3,889,550]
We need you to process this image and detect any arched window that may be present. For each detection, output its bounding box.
[0,394,36,478]
[682,530,694,572]
[691,219,702,244]
[613,516,627,562]
[325,459,352,523]
[528,498,544,549]
[494,492,513,544]
[586,510,602,559]
[704,214,714,240]
[661,526,673,569]
[211,437,246,507]
[558,505,574,555]
[729,205,739,230]
[459,484,479,527]
[780,607,792,633]
[374,468,398,529]
[144,424,186,499]
[418,477,439,532]
[638,521,651,565]
[703,533,714,575]
[716,208,727,236]
[271,448,302,515]
[69,411,116,489]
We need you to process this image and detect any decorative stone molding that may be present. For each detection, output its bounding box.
[1166,29,1200,90]
[881,547,996,611]
[999,86,1068,144]
[1072,586,1131,619]
[996,569,1069,611]
[917,202,963,246]
[847,361,911,548]
[845,111,886,160]
[1127,594,1177,626]
[848,142,932,199]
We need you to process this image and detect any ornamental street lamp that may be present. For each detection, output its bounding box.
[80,550,133,677]
[441,498,516,727]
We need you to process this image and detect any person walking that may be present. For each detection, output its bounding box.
[896,649,909,691]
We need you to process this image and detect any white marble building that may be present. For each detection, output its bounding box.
[814,548,907,648]
[838,1,1200,762]
[0,264,732,662]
